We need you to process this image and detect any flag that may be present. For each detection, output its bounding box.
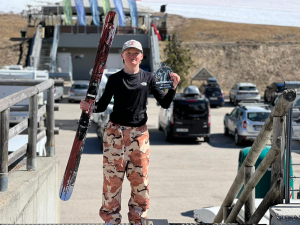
[113,0,126,26]
[63,0,73,25]
[102,0,111,16]
[89,0,100,26]
[127,0,138,28]
[74,0,87,25]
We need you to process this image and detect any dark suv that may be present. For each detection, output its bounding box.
[200,84,224,107]
[264,82,286,103]
[158,86,211,142]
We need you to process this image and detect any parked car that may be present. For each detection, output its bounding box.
[96,97,114,149]
[224,103,271,145]
[207,77,219,86]
[200,84,224,107]
[264,82,286,103]
[229,83,260,105]
[158,86,211,142]
[68,80,89,103]
[54,86,64,102]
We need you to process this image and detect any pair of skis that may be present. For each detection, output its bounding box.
[59,11,118,201]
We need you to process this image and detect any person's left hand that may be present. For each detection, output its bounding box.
[170,72,180,90]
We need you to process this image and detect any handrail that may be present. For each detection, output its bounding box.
[30,25,43,69]
[50,25,60,73]
[150,27,160,72]
[214,89,296,223]
[0,79,56,192]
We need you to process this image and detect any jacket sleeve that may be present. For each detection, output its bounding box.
[93,76,114,113]
[150,74,176,109]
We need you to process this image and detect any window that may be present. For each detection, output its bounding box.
[247,112,270,122]
[239,86,257,91]
[230,109,238,117]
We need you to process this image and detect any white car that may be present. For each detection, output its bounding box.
[229,83,260,106]
[54,86,64,101]
[68,80,89,102]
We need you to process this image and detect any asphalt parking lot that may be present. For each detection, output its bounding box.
[55,97,300,223]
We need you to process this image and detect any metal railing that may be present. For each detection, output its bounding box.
[213,89,296,223]
[29,25,43,69]
[50,25,60,73]
[150,27,160,72]
[0,79,63,192]
[59,25,143,35]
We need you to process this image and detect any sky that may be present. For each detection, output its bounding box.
[2,0,300,27]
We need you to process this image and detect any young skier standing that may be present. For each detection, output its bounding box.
[80,40,180,225]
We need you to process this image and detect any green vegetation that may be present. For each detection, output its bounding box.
[164,33,195,89]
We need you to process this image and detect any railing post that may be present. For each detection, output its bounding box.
[272,117,285,204]
[0,109,9,191]
[244,166,255,223]
[27,94,38,171]
[285,107,293,203]
[46,85,55,156]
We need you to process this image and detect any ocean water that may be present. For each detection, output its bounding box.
[3,0,300,27]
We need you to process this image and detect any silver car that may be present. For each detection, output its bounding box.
[68,80,89,102]
[229,83,261,105]
[224,103,271,145]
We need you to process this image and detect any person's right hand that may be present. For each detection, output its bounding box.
[80,100,90,111]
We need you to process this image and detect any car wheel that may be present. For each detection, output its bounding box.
[204,137,210,142]
[264,92,267,102]
[229,95,233,103]
[158,121,163,131]
[165,129,173,142]
[224,124,229,136]
[234,131,243,146]
[234,98,238,106]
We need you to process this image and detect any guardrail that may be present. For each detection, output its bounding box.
[0,79,63,192]
[29,25,43,69]
[59,25,142,35]
[214,89,296,223]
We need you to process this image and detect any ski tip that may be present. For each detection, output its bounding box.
[59,184,73,201]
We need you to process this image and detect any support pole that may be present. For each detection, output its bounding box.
[223,206,231,222]
[226,136,283,222]
[27,94,38,171]
[285,107,292,203]
[248,178,282,224]
[46,85,55,156]
[244,166,255,223]
[0,109,9,191]
[214,90,296,223]
[271,117,285,204]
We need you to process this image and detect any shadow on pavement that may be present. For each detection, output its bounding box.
[148,128,202,146]
[83,137,103,154]
[181,210,194,218]
[208,133,250,149]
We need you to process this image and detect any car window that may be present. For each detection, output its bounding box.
[239,86,257,91]
[294,97,300,108]
[234,109,241,119]
[238,111,244,120]
[230,109,238,117]
[247,112,270,121]
[205,87,221,93]
[71,84,89,89]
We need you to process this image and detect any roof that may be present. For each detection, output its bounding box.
[42,0,153,16]
[274,83,284,87]
[191,67,214,81]
[238,83,256,87]
[243,106,271,112]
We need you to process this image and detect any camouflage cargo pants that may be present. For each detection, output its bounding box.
[99,121,150,224]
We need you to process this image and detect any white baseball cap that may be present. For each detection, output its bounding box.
[122,40,143,53]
